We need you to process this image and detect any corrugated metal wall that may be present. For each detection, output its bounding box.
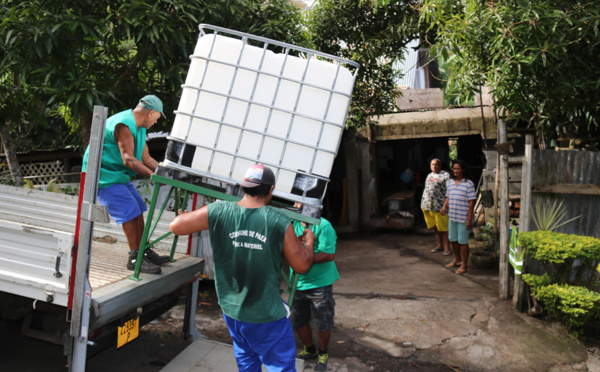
[530,150,600,238]
[0,184,189,252]
[0,183,217,278]
[394,39,421,89]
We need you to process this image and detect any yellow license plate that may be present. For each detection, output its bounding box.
[117,316,139,348]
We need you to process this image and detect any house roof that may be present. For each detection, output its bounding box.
[363,105,497,141]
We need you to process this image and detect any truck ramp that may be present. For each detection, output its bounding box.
[160,338,304,372]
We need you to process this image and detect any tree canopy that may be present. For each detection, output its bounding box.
[0,0,309,151]
[0,0,308,184]
[307,0,422,128]
[421,0,600,148]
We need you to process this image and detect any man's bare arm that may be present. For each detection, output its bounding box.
[283,224,314,274]
[142,143,158,172]
[115,124,154,178]
[169,206,209,235]
[313,252,335,264]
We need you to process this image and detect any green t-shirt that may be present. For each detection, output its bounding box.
[82,109,146,188]
[207,201,291,323]
[292,217,339,290]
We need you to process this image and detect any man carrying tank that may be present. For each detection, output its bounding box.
[169,164,315,371]
[82,95,170,274]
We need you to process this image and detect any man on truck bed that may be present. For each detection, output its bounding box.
[170,164,315,372]
[82,95,170,274]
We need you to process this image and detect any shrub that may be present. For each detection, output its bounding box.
[532,283,600,337]
[520,231,600,337]
[23,178,79,195]
[519,231,600,288]
[522,273,553,289]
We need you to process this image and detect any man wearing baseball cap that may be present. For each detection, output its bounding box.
[82,95,170,274]
[138,94,166,119]
[170,164,316,371]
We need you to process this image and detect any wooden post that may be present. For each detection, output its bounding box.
[493,151,500,247]
[514,134,533,310]
[345,131,360,231]
[498,119,510,299]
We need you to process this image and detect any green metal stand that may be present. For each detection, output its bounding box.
[130,174,234,281]
[282,270,300,306]
[129,174,310,305]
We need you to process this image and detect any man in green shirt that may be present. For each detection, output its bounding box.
[82,95,170,274]
[170,164,315,371]
[291,203,340,372]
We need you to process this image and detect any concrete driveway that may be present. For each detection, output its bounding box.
[323,230,596,372]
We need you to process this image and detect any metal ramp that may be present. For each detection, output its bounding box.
[160,339,304,372]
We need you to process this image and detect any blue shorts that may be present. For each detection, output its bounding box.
[223,312,296,372]
[448,220,470,245]
[97,182,147,225]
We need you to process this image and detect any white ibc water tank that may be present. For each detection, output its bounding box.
[160,25,359,211]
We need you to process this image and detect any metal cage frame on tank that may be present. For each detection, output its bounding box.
[157,24,360,220]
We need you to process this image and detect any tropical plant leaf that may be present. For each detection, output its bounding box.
[531,197,581,231]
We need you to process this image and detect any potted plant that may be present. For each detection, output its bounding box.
[480,220,495,251]
[471,220,496,269]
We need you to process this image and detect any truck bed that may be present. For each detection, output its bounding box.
[0,218,203,331]
[0,184,189,253]
[89,241,203,330]
[89,241,187,290]
[0,182,203,326]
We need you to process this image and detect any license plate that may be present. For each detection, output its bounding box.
[117,316,139,348]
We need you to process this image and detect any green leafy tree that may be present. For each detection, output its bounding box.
[307,0,422,128]
[421,0,600,148]
[0,0,308,183]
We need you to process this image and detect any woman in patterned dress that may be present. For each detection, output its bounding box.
[421,158,451,255]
